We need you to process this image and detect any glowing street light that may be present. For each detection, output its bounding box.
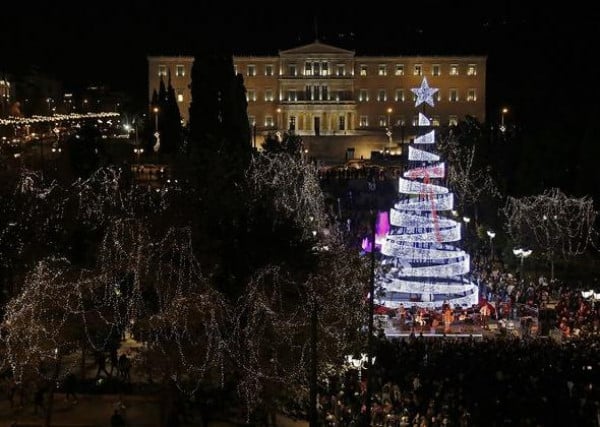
[153,107,159,132]
[500,107,508,132]
[486,230,496,260]
[513,248,532,280]
[345,353,376,381]
[133,147,144,164]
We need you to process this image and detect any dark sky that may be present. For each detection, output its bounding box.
[2,1,599,129]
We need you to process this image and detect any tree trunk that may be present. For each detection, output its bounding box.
[551,259,555,282]
[44,355,62,427]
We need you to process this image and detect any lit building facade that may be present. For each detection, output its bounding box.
[148,41,486,135]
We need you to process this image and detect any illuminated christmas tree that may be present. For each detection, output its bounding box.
[377,78,478,308]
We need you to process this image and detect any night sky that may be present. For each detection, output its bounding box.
[2,2,599,130]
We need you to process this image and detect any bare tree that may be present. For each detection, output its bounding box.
[503,188,597,280]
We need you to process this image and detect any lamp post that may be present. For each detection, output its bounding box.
[486,230,496,261]
[276,107,282,130]
[513,248,532,281]
[153,107,159,132]
[462,216,471,248]
[345,353,375,382]
[500,107,508,133]
[133,147,144,164]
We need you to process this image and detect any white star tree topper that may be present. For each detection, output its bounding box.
[412,77,439,107]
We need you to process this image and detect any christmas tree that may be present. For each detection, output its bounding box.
[377,78,478,309]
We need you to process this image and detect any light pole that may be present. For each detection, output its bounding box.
[345,353,375,382]
[500,107,508,133]
[486,230,496,261]
[276,107,282,130]
[462,216,471,248]
[513,248,532,281]
[386,107,393,152]
[133,147,144,164]
[153,107,159,132]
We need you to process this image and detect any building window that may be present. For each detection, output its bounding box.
[175,65,185,77]
[360,64,368,76]
[247,65,256,77]
[265,116,274,127]
[395,64,404,76]
[322,62,329,76]
[449,64,459,76]
[313,62,321,76]
[395,89,405,102]
[378,116,387,127]
[467,89,476,102]
[467,64,477,76]
[449,89,458,102]
[289,64,297,76]
[265,89,274,102]
[377,89,387,102]
[414,64,423,76]
[305,62,313,76]
[339,116,346,130]
[176,90,184,103]
[412,115,419,126]
[158,65,167,77]
[378,64,387,76]
[248,116,256,126]
[395,117,405,126]
[449,115,458,126]
[432,116,440,126]
[289,116,296,131]
[321,85,328,100]
[436,91,442,102]
[234,64,238,75]
[265,64,274,76]
[287,90,297,101]
[432,64,441,76]
[359,116,369,127]
[359,89,369,102]
[337,64,345,76]
[247,89,256,102]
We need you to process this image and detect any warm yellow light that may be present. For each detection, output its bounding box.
[502,107,508,114]
[153,107,159,113]
[387,108,393,114]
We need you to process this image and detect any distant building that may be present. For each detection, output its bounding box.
[0,76,12,117]
[148,41,486,160]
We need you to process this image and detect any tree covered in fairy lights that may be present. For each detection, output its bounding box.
[503,188,597,280]
[0,147,367,420]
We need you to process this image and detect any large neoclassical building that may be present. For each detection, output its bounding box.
[149,41,485,158]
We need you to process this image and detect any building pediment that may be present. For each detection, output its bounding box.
[279,40,355,57]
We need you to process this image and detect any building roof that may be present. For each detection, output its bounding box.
[279,40,355,56]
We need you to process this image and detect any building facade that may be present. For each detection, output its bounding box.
[148,41,486,138]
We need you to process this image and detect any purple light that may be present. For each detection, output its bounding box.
[361,211,389,253]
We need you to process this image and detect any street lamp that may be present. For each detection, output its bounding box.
[276,107,282,129]
[513,248,532,281]
[153,107,159,132]
[486,230,496,260]
[345,353,374,382]
[500,107,508,132]
[133,147,144,164]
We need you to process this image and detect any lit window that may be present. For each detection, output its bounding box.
[414,64,422,76]
[248,116,256,126]
[432,64,441,76]
[234,65,238,75]
[449,89,458,102]
[378,64,387,76]
[287,90,297,101]
[265,65,274,76]
[395,64,404,76]
[449,64,459,75]
[176,90,184,103]
[265,90,274,102]
[467,89,476,102]
[158,65,167,77]
[289,64,297,76]
[379,116,387,127]
[395,117,405,126]
[175,65,185,77]
[360,65,368,76]
[360,116,369,127]
[432,116,440,126]
[305,62,313,76]
[322,62,329,76]
[247,89,256,102]
[313,62,321,76]
[437,91,441,102]
[412,116,419,126]
[247,65,256,77]
[467,64,477,76]
[377,89,387,102]
[359,89,369,102]
[449,115,458,126]
[337,64,345,76]
[265,116,274,127]
[395,89,405,102]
